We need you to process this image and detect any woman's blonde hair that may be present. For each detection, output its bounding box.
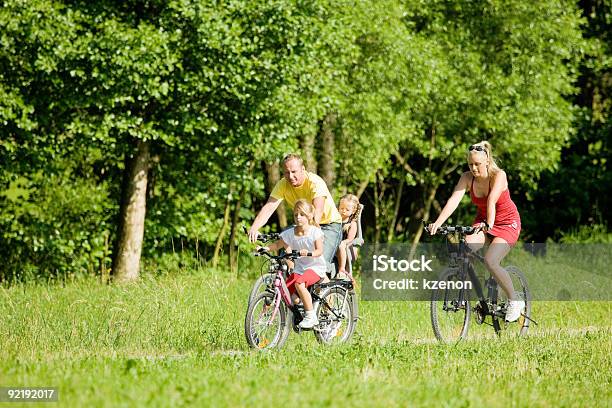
[294,199,318,226]
[468,140,501,177]
[339,194,361,232]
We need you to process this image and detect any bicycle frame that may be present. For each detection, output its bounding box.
[426,223,533,342]
[267,269,352,325]
[268,267,292,323]
[431,225,502,317]
[245,229,359,349]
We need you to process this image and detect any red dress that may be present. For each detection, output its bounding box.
[470,176,521,245]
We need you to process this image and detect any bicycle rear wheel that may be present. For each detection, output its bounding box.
[492,265,531,337]
[244,292,291,350]
[314,285,356,345]
[431,268,471,343]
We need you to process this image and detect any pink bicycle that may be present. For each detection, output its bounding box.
[244,247,358,350]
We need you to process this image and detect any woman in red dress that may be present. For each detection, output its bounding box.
[428,141,524,322]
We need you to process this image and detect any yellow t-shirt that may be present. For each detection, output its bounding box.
[270,172,342,224]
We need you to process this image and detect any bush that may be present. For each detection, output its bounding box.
[0,173,114,283]
[559,224,612,243]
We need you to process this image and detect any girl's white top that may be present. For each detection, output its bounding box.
[280,226,327,278]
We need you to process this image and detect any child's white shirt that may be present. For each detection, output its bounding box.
[280,226,327,278]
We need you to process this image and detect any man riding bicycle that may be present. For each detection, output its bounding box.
[248,154,343,276]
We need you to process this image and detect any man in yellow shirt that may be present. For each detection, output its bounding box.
[248,154,343,274]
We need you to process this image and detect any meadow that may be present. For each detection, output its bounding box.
[0,267,610,407]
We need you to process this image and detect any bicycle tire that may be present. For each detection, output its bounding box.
[244,292,291,350]
[492,265,531,337]
[248,273,275,303]
[314,285,356,345]
[431,268,471,343]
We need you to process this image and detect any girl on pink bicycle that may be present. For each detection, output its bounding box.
[258,199,328,329]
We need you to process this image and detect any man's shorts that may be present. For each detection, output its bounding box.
[320,222,342,273]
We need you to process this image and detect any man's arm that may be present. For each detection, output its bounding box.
[312,196,325,225]
[248,197,282,243]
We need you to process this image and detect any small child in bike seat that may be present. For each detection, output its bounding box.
[336,194,360,281]
[258,199,328,329]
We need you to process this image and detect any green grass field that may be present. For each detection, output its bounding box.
[0,271,610,407]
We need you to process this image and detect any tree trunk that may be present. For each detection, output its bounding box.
[416,185,437,242]
[212,192,232,268]
[229,161,255,274]
[112,140,151,283]
[318,112,337,193]
[229,183,248,274]
[387,177,405,242]
[373,172,381,243]
[265,161,287,228]
[356,177,370,199]
[300,133,317,173]
[409,183,439,257]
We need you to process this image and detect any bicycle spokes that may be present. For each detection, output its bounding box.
[431,269,471,343]
[491,266,532,337]
[245,292,289,350]
[314,286,356,345]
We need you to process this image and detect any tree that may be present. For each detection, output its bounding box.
[521,0,611,239]
[1,0,334,281]
[388,0,586,244]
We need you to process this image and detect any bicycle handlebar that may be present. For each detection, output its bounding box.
[257,232,280,243]
[242,225,280,243]
[424,224,477,235]
[254,248,300,261]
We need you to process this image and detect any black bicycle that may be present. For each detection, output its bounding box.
[425,224,533,343]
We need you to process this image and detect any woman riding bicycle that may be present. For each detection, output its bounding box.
[428,141,524,322]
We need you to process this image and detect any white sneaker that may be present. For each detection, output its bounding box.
[298,312,319,329]
[505,299,525,322]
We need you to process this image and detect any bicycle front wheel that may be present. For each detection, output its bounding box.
[248,273,275,304]
[492,265,531,337]
[431,268,471,343]
[314,285,357,345]
[244,292,291,350]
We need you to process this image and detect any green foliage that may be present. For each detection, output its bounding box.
[518,0,611,240]
[559,224,612,243]
[1,0,335,278]
[0,171,114,282]
[0,0,606,281]
[399,0,584,177]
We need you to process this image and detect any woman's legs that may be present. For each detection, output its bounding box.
[465,229,486,251]
[467,234,523,321]
[483,237,516,300]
